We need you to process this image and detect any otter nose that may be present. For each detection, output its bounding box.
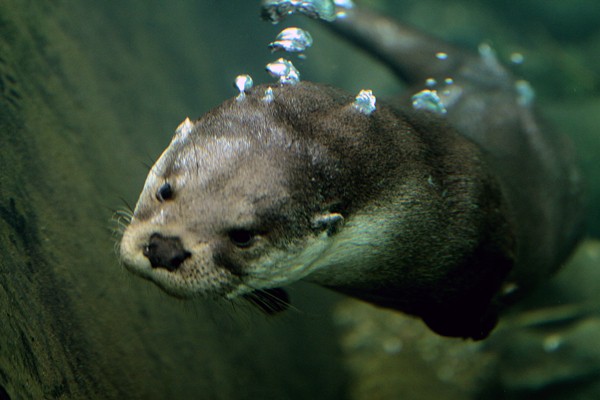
[143,233,191,271]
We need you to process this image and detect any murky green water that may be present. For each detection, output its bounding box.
[0,1,598,399]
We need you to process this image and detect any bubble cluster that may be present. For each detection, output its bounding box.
[424,77,454,89]
[352,89,376,115]
[261,0,336,23]
[261,0,354,23]
[412,89,447,115]
[235,1,358,97]
[264,12,314,84]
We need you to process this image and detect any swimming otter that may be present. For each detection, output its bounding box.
[118,4,584,339]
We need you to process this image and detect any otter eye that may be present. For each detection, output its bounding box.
[228,229,255,248]
[156,183,174,202]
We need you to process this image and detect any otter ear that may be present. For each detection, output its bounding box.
[311,213,344,236]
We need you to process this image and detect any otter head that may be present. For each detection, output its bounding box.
[119,84,348,311]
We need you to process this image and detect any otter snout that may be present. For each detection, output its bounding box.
[143,233,191,271]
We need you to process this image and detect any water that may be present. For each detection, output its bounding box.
[1,1,599,399]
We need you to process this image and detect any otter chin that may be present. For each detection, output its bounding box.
[119,5,583,340]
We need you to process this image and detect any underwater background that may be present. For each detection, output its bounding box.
[0,0,599,399]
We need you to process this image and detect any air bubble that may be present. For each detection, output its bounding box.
[510,52,525,65]
[334,0,354,7]
[543,334,562,353]
[478,43,502,69]
[515,79,535,107]
[263,87,275,103]
[412,89,447,115]
[266,58,300,85]
[334,0,354,18]
[234,74,253,100]
[269,27,313,54]
[352,89,376,115]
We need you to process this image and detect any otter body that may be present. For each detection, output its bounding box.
[119,5,583,339]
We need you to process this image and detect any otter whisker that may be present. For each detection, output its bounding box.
[241,285,295,315]
[140,160,153,172]
[118,196,135,214]
[110,208,134,243]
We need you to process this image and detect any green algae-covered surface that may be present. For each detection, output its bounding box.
[1,1,599,399]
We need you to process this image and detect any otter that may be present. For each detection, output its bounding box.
[118,4,584,339]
